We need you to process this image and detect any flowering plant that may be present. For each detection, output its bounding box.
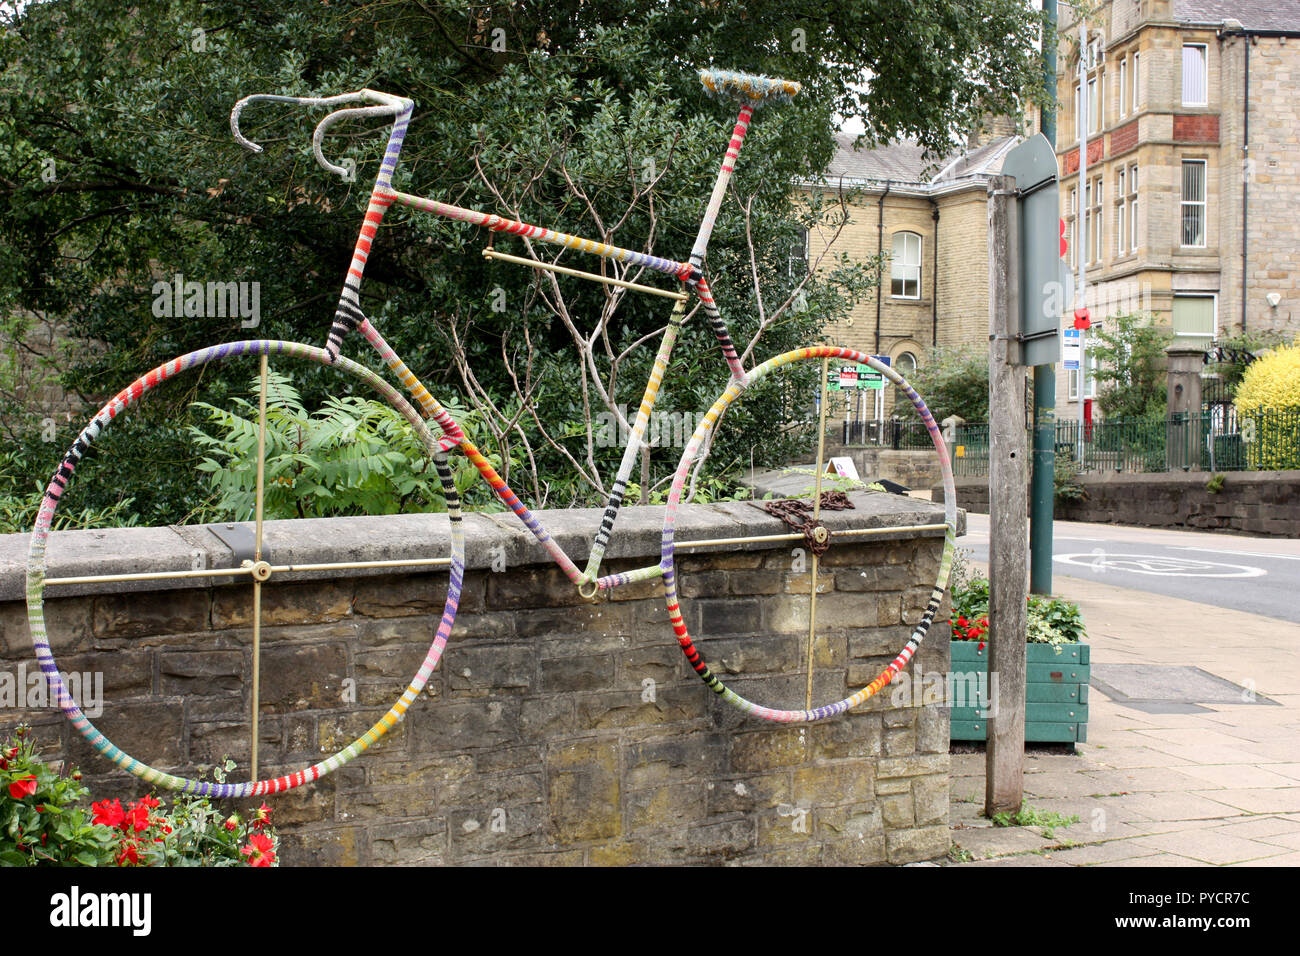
[949,575,1086,649]
[2,730,278,867]
[0,724,116,866]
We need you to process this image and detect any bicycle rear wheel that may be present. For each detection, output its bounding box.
[660,345,958,721]
[25,340,465,797]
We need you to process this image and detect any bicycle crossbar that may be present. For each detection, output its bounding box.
[384,189,696,281]
[482,248,689,301]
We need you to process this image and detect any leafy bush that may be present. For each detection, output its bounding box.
[0,726,115,866]
[188,370,504,520]
[1053,457,1088,505]
[1026,594,1087,646]
[948,576,1086,649]
[906,345,989,424]
[0,451,142,535]
[1088,311,1169,421]
[1233,341,1300,410]
[1,728,279,867]
[1235,343,1300,470]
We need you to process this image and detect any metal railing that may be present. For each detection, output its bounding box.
[841,418,934,450]
[860,407,1300,478]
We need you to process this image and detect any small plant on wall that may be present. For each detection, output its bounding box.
[1,726,279,867]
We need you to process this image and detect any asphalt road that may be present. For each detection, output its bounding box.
[957,512,1300,625]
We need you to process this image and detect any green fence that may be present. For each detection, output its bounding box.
[943,407,1300,477]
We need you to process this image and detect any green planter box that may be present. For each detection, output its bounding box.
[948,641,1089,743]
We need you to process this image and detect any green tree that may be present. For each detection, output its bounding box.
[907,344,989,423]
[1089,311,1169,420]
[1,0,1047,523]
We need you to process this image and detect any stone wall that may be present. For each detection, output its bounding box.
[933,470,1300,537]
[0,496,956,866]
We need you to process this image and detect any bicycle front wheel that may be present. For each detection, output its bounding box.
[25,340,466,797]
[660,345,958,722]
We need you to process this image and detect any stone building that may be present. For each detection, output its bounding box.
[1055,0,1300,418]
[803,125,1022,428]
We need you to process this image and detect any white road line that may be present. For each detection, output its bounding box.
[1054,552,1267,578]
[1170,546,1300,562]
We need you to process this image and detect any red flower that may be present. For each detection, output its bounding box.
[979,617,989,627]
[977,641,986,652]
[116,841,140,866]
[252,802,272,829]
[3,747,17,760]
[241,832,276,867]
[224,817,239,832]
[8,776,37,800]
[140,795,160,810]
[956,617,969,628]
[965,626,981,640]
[126,803,150,833]
[0,758,7,771]
[91,799,126,829]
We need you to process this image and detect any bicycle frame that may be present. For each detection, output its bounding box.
[232,80,774,599]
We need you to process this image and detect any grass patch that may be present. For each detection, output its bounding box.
[989,804,1081,840]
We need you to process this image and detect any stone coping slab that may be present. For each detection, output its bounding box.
[0,494,958,601]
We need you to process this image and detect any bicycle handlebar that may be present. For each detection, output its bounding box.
[698,69,801,106]
[230,88,412,178]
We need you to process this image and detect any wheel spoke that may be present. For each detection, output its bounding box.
[251,353,269,783]
[805,357,830,710]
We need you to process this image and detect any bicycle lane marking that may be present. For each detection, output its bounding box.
[1053,553,1268,578]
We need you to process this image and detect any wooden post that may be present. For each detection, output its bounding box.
[985,176,1028,816]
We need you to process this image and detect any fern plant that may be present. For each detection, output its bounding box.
[188,370,504,521]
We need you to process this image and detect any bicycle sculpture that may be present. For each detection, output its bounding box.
[26,69,958,798]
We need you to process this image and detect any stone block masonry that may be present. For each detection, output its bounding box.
[933,471,1300,538]
[0,496,958,866]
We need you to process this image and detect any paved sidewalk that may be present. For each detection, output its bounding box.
[946,565,1300,867]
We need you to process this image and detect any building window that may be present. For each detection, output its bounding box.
[890,231,922,299]
[1181,159,1207,247]
[1073,82,1081,141]
[1118,57,1127,118]
[895,351,918,375]
[1089,175,1103,265]
[1087,75,1101,134]
[788,228,809,278]
[1172,294,1216,342]
[1067,354,1098,401]
[1116,167,1127,256]
[1182,44,1208,106]
[1132,52,1141,111]
[1068,187,1078,269]
[1128,164,1139,252]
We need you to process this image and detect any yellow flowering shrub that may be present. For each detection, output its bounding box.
[1234,344,1300,469]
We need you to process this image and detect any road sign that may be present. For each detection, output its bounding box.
[855,363,885,389]
[1002,133,1062,366]
[1063,327,1081,370]
[827,364,886,391]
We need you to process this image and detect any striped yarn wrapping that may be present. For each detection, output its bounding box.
[659,346,959,722]
[698,69,801,106]
[25,341,466,798]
